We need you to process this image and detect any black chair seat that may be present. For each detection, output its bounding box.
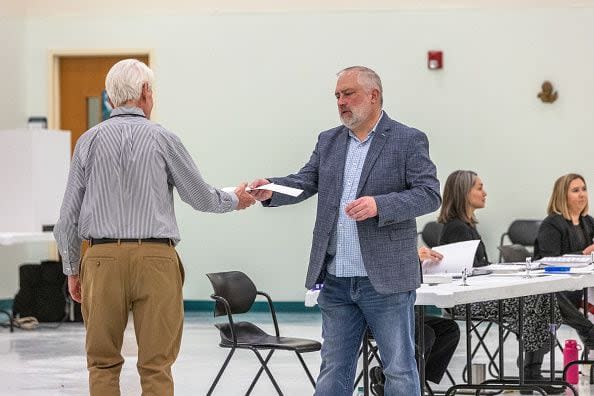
[498,219,541,262]
[205,271,320,395]
[216,322,321,352]
[498,244,531,263]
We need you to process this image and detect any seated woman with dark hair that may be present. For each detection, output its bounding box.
[438,170,563,395]
[534,173,594,348]
[438,170,490,267]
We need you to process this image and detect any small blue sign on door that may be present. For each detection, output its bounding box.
[101,90,113,121]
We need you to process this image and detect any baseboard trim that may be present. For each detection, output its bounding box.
[2,298,442,315]
[0,299,318,314]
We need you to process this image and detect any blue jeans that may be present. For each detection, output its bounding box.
[315,273,419,396]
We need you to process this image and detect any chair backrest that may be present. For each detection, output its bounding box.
[506,220,542,246]
[498,244,532,263]
[206,271,257,317]
[420,221,443,248]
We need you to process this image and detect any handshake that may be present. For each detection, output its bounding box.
[232,179,378,222]
[233,179,273,210]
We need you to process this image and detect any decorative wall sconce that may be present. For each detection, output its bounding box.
[537,81,558,103]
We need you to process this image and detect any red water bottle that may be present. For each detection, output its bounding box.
[563,339,581,384]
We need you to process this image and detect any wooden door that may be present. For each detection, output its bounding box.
[59,55,149,154]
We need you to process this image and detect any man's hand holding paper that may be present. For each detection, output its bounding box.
[248,179,274,201]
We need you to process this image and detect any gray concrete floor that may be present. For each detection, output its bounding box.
[1,311,593,395]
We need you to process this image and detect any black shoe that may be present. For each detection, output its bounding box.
[369,366,385,396]
[370,383,384,396]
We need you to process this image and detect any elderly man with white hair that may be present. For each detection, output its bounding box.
[54,59,255,396]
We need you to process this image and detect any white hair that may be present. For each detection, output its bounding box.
[337,66,383,106]
[105,59,154,107]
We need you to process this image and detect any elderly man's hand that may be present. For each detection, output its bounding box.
[68,275,82,303]
[234,182,256,210]
[248,179,273,202]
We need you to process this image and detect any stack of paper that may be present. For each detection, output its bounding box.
[538,255,593,268]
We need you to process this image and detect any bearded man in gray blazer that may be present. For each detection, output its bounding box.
[250,66,440,395]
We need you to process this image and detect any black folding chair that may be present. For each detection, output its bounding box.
[419,221,444,248]
[498,219,541,262]
[355,334,457,396]
[205,271,321,395]
[498,244,532,263]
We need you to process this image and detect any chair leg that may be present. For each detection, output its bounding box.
[369,344,382,366]
[487,328,512,378]
[445,369,456,386]
[462,321,502,382]
[207,348,236,396]
[354,342,381,389]
[245,350,275,395]
[472,323,501,377]
[250,348,284,396]
[425,381,435,396]
[295,352,316,387]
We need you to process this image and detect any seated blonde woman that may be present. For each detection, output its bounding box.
[534,173,594,349]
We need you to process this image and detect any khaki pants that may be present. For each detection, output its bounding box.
[80,242,184,396]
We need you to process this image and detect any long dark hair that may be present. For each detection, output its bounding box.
[438,170,478,225]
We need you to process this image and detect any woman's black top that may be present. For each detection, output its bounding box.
[439,218,489,267]
[533,213,594,259]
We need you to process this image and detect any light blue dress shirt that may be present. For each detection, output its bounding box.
[327,112,383,277]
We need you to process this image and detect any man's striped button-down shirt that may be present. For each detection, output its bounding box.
[54,106,238,275]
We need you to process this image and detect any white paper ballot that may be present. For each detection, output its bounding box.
[422,240,480,275]
[221,183,303,198]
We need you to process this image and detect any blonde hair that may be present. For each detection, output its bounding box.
[105,59,154,107]
[547,173,589,219]
[438,170,478,225]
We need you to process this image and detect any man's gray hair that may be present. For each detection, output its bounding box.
[105,59,154,107]
[337,66,383,105]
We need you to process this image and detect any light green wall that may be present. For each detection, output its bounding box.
[0,14,38,300]
[0,16,25,129]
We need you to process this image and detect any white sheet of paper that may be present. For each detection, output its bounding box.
[422,240,480,275]
[221,183,303,197]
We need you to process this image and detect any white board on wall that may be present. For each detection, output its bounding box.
[0,129,70,232]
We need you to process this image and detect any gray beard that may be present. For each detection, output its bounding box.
[340,115,360,131]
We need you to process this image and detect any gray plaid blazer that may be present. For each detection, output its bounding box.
[265,113,440,294]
